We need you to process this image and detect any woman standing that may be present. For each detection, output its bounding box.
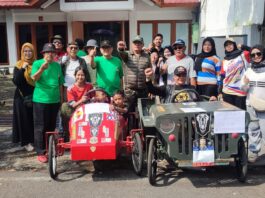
[220,38,250,109]
[12,43,36,151]
[158,46,174,86]
[241,45,265,163]
[195,37,221,98]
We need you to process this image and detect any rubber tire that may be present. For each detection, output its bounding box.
[131,133,143,176]
[236,138,248,182]
[147,138,157,185]
[48,135,58,179]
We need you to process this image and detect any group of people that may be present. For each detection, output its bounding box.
[12,32,265,164]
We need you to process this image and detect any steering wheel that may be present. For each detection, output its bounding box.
[84,88,111,103]
[171,89,201,103]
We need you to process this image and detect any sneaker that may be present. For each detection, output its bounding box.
[37,155,48,163]
[24,143,34,152]
[248,152,258,163]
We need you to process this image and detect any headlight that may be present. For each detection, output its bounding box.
[159,118,175,134]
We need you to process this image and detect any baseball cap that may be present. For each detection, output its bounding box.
[41,43,56,54]
[100,40,112,48]
[85,39,98,48]
[132,35,144,44]
[172,39,185,46]
[224,37,236,46]
[51,35,63,42]
[174,66,187,76]
[68,41,78,46]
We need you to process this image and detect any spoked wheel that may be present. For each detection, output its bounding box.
[148,138,157,185]
[131,133,143,175]
[235,138,248,182]
[48,135,58,179]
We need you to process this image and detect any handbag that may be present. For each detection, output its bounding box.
[18,89,33,108]
[249,94,265,112]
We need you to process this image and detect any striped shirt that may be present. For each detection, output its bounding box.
[221,51,249,96]
[196,55,221,85]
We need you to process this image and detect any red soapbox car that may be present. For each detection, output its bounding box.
[46,92,143,179]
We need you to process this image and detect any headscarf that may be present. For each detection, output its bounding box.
[195,37,217,73]
[250,44,265,70]
[224,40,242,60]
[16,43,36,86]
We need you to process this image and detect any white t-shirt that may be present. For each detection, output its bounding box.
[64,59,80,87]
[166,55,196,85]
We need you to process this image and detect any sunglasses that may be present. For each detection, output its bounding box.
[53,41,62,45]
[250,52,262,58]
[70,46,78,50]
[173,46,184,50]
[176,73,187,77]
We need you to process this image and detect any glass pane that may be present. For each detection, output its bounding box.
[36,24,49,58]
[18,24,32,54]
[176,23,189,52]
[139,23,152,47]
[52,24,67,45]
[0,24,8,64]
[158,23,171,46]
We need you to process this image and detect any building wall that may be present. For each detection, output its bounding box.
[2,0,195,67]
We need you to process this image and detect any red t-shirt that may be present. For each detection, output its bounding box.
[67,82,93,102]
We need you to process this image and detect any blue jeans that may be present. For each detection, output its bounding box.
[33,102,60,155]
[247,105,265,153]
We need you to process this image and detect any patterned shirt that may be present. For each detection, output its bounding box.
[221,51,249,96]
[196,55,221,85]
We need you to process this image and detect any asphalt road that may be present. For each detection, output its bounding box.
[1,160,265,198]
[1,127,265,198]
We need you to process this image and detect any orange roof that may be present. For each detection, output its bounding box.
[153,0,199,7]
[0,0,42,8]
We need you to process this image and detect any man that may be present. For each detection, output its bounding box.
[162,39,196,87]
[117,40,127,52]
[90,40,123,96]
[31,43,64,163]
[145,66,197,103]
[51,35,67,63]
[75,38,87,57]
[82,39,98,85]
[153,33,164,56]
[61,41,90,89]
[119,35,151,110]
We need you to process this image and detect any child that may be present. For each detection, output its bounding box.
[111,90,128,116]
[92,89,109,103]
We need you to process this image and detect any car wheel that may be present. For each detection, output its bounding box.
[131,133,143,176]
[148,138,157,185]
[48,135,58,179]
[235,138,248,182]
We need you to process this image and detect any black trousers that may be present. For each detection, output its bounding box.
[223,93,246,110]
[196,84,218,97]
[33,102,60,155]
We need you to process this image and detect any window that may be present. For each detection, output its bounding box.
[16,23,67,59]
[83,21,129,50]
[0,23,8,65]
[138,21,192,53]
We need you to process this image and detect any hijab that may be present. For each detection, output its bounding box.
[250,44,265,71]
[16,43,36,86]
[224,40,242,60]
[195,37,217,73]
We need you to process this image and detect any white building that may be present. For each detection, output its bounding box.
[199,0,265,57]
[0,0,199,68]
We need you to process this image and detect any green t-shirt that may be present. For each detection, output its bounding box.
[77,50,87,57]
[95,56,123,96]
[31,59,65,103]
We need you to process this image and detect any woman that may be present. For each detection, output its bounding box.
[241,45,265,163]
[150,48,160,85]
[158,46,174,86]
[12,43,36,151]
[195,37,221,98]
[60,66,93,142]
[220,38,250,109]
